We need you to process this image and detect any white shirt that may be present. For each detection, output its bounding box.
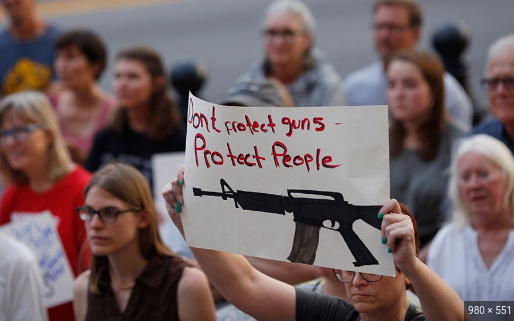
[343,61,473,129]
[427,224,514,301]
[0,233,48,321]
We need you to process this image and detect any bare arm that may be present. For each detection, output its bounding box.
[177,267,216,321]
[72,270,90,321]
[381,200,466,321]
[245,256,320,285]
[163,165,296,321]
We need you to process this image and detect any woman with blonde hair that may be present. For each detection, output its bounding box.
[0,90,92,321]
[73,162,215,321]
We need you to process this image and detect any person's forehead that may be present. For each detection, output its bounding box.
[488,48,514,76]
[374,4,411,24]
[265,12,303,29]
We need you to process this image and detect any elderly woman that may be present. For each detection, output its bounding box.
[427,134,514,301]
[237,0,344,107]
[0,91,92,321]
[387,50,468,246]
[162,165,467,321]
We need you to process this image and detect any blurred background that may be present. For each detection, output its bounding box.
[2,0,512,111]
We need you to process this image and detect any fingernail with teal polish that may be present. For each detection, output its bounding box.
[176,206,181,213]
[178,179,183,186]
[388,247,392,253]
[381,237,386,244]
[378,212,384,219]
[177,200,181,208]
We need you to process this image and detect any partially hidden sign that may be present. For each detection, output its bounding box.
[0,212,74,308]
[182,94,393,276]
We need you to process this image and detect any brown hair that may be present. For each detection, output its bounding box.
[389,50,447,161]
[0,91,72,185]
[86,162,175,294]
[109,47,182,141]
[373,0,423,29]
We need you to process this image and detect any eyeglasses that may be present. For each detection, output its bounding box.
[373,23,412,33]
[76,205,141,223]
[0,124,43,145]
[333,269,383,283]
[263,28,304,42]
[480,77,514,92]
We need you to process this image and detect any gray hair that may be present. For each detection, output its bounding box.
[261,0,316,35]
[486,34,514,72]
[448,134,514,227]
[0,91,72,185]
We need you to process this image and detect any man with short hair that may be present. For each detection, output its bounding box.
[343,0,473,128]
[0,0,60,96]
[470,34,514,154]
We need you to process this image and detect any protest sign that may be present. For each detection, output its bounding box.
[182,94,393,275]
[0,212,74,307]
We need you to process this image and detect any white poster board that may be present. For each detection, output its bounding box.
[182,94,393,275]
[0,212,74,308]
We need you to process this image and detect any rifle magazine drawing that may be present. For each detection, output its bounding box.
[192,179,382,267]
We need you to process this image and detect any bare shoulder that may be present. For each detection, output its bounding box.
[177,266,216,320]
[178,266,210,293]
[73,270,91,321]
[74,270,90,292]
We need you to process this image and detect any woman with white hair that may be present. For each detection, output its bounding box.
[0,91,92,321]
[237,0,344,107]
[427,134,514,301]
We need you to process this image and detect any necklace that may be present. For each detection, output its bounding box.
[108,266,135,290]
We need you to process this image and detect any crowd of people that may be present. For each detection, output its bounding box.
[0,0,513,320]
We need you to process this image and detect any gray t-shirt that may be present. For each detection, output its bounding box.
[390,120,467,242]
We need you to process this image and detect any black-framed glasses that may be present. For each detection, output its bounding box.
[263,28,304,42]
[333,269,383,283]
[0,123,43,145]
[480,77,514,92]
[76,205,140,223]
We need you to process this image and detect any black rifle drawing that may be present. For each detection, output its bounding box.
[192,179,383,267]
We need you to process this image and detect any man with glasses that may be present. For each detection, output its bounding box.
[343,0,473,128]
[470,34,514,154]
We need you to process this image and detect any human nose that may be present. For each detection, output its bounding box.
[89,212,104,228]
[352,272,368,286]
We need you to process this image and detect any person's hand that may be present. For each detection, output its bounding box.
[379,199,417,273]
[162,164,186,238]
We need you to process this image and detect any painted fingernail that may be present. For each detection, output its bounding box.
[176,206,181,213]
[178,179,183,186]
[177,200,181,208]
[381,237,386,244]
[388,247,392,253]
[378,212,384,219]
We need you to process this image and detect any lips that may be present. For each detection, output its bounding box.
[90,236,109,243]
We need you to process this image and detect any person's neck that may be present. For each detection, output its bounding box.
[10,14,47,41]
[27,162,73,192]
[269,63,302,85]
[360,294,410,321]
[127,105,149,133]
[472,207,514,232]
[402,120,423,150]
[69,83,104,109]
[107,243,148,287]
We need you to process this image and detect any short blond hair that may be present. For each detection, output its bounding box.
[0,91,72,185]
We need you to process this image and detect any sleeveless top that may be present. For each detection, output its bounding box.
[86,254,188,321]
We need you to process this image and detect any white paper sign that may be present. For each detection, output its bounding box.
[182,94,393,276]
[0,212,74,308]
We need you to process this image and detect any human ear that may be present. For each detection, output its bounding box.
[137,210,151,229]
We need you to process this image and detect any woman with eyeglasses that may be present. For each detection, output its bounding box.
[236,0,344,107]
[162,165,466,321]
[0,91,92,321]
[72,162,215,321]
[427,134,514,301]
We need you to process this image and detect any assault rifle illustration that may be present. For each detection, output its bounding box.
[192,179,383,267]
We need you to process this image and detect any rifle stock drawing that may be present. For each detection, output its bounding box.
[192,179,383,267]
